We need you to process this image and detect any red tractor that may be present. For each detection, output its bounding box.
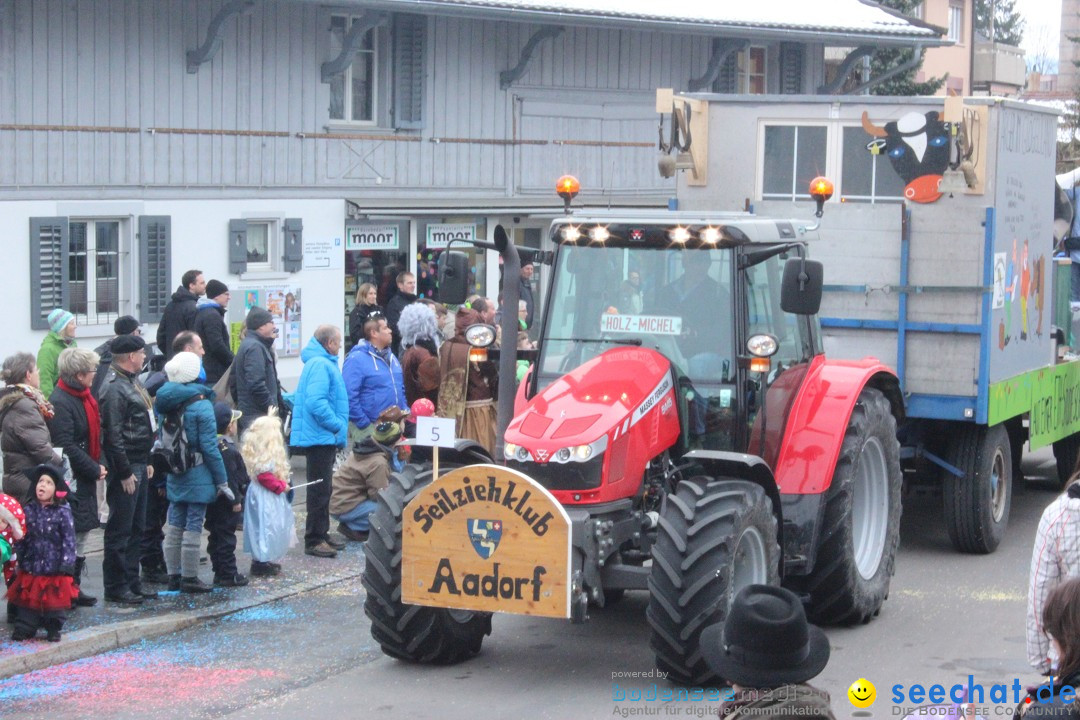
[362,195,904,686]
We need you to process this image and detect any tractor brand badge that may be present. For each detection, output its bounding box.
[468,519,502,559]
[535,448,549,461]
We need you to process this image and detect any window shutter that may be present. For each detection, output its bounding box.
[29,217,69,330]
[779,43,804,94]
[139,216,171,323]
[392,13,426,129]
[715,53,738,94]
[229,219,248,275]
[283,218,303,272]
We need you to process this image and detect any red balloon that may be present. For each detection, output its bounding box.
[411,398,436,417]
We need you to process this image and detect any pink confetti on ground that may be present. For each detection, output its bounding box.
[0,651,279,712]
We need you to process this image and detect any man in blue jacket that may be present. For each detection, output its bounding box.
[342,317,405,447]
[291,325,349,558]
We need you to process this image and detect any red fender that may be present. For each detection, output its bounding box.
[773,356,899,495]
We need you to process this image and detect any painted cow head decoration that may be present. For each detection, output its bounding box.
[862,110,951,203]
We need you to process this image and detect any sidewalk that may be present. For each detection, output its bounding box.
[0,457,369,680]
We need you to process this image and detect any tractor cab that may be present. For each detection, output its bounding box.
[508,213,824,501]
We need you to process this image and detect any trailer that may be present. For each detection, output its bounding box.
[669,92,1075,553]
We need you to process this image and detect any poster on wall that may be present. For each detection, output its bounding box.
[232,285,303,358]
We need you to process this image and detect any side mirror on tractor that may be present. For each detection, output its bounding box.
[437,251,470,305]
[780,259,823,315]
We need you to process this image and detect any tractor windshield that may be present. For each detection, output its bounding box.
[538,244,735,387]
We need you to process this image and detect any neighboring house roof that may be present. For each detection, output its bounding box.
[323,0,949,45]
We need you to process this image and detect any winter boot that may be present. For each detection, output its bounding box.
[179,530,207,591]
[180,577,213,593]
[167,575,181,592]
[44,618,62,643]
[73,556,98,607]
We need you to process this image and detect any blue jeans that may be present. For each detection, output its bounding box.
[167,502,208,532]
[335,500,378,532]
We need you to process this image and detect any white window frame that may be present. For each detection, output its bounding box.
[948,3,964,44]
[329,14,379,126]
[836,124,905,204]
[739,46,768,95]
[245,219,280,273]
[67,217,131,329]
[757,121,833,201]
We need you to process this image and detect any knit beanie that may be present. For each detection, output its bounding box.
[48,308,75,334]
[246,306,273,331]
[113,315,141,335]
[205,279,229,300]
[165,351,202,384]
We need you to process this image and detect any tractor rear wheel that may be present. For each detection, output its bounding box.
[944,423,1012,554]
[362,463,492,663]
[1053,432,1080,487]
[793,386,901,626]
[646,478,779,686]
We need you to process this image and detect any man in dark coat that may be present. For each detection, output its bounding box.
[193,279,233,385]
[384,271,417,356]
[98,334,157,606]
[91,315,141,398]
[234,306,281,435]
[156,269,206,360]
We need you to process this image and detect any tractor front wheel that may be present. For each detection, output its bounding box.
[362,463,492,663]
[792,386,902,625]
[944,423,1012,554]
[646,478,779,686]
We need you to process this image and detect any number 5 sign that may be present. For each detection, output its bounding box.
[415,416,457,449]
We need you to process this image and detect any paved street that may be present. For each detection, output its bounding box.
[0,447,1067,719]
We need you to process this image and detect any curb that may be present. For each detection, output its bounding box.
[0,567,363,680]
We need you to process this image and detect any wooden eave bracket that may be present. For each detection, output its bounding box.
[500,26,564,90]
[186,0,256,74]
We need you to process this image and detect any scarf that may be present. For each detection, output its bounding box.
[57,379,101,461]
[17,383,54,420]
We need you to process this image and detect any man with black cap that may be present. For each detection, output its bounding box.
[193,280,234,385]
[233,306,281,436]
[91,315,142,399]
[98,333,158,606]
[701,584,836,719]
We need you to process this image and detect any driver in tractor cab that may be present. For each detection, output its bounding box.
[653,249,733,447]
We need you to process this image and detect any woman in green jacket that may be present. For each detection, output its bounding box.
[37,309,77,399]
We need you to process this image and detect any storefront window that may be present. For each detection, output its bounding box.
[418,218,487,302]
[344,221,408,350]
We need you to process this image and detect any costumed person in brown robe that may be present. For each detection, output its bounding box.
[437,308,497,455]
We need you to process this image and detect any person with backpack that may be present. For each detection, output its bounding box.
[98,334,157,606]
[154,351,232,593]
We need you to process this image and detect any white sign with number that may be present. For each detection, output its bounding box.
[415,416,457,448]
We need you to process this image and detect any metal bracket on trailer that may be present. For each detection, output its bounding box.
[900,445,964,478]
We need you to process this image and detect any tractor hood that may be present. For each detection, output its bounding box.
[505,346,676,464]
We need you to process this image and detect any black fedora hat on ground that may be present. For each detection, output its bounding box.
[700,584,830,688]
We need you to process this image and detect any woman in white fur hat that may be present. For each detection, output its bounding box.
[155,351,232,593]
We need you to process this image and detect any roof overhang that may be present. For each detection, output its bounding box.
[303,0,950,48]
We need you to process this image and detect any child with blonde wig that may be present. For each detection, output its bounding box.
[240,413,296,576]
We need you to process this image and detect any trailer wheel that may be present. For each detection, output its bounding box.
[362,463,492,664]
[1053,433,1080,487]
[793,387,902,626]
[944,424,1012,554]
[646,478,779,686]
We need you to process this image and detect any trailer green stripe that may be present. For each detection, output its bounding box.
[988,360,1080,449]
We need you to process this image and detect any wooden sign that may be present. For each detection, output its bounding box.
[402,464,571,618]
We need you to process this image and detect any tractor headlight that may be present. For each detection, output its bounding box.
[552,435,609,463]
[504,443,532,462]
